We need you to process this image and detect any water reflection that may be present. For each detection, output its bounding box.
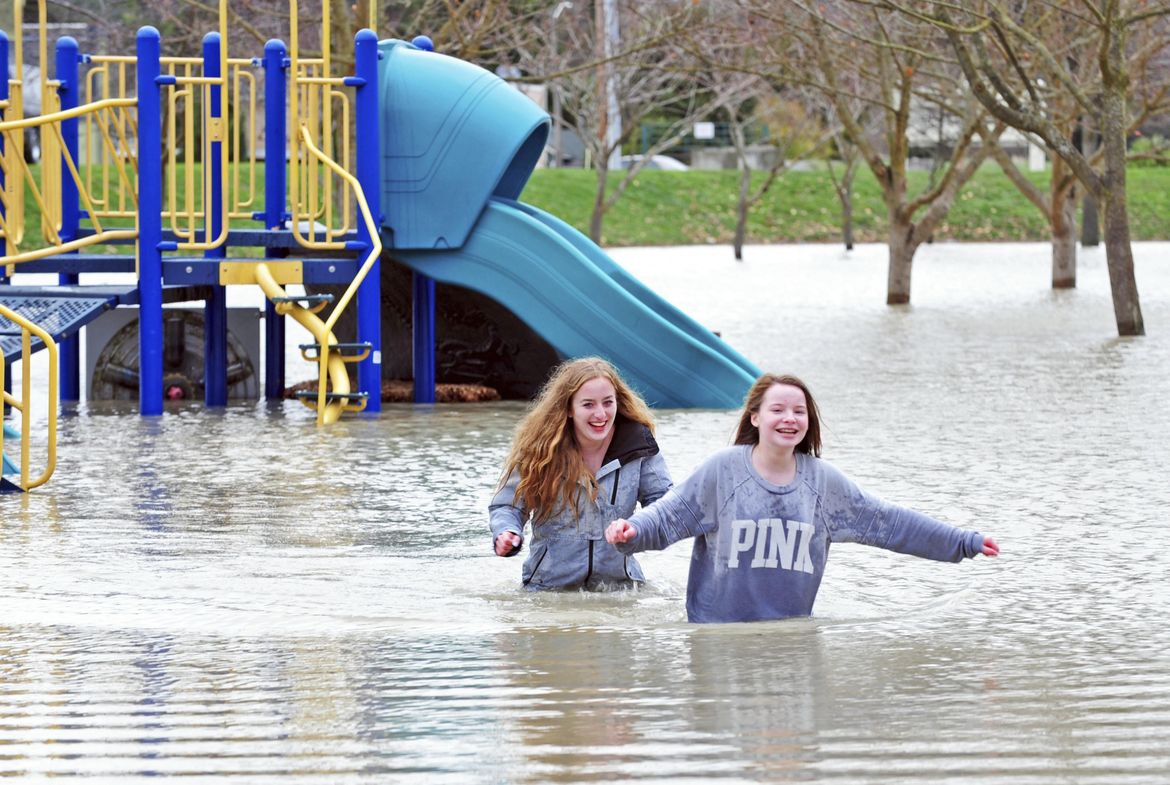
[2,242,1169,782]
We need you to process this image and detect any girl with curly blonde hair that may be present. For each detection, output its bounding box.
[489,357,672,590]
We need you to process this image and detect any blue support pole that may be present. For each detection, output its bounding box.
[412,272,435,404]
[353,29,382,412]
[56,36,81,400]
[262,39,287,401]
[202,32,228,407]
[0,32,7,414]
[263,40,287,231]
[136,27,165,416]
[0,31,8,267]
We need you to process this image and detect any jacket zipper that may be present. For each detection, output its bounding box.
[609,467,620,504]
[523,548,547,586]
[584,540,594,586]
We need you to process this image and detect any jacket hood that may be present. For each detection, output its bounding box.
[603,416,660,466]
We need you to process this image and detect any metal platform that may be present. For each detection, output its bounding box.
[0,292,119,363]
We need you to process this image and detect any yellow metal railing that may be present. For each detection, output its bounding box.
[288,0,356,249]
[255,126,381,426]
[1,0,141,272]
[83,17,258,252]
[82,55,138,221]
[2,0,259,264]
[0,304,58,490]
[0,101,141,270]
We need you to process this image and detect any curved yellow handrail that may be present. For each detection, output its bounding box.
[0,303,58,490]
[254,125,381,426]
[253,262,350,424]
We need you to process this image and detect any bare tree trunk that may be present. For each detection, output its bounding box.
[733,167,751,261]
[1081,130,1100,247]
[887,212,917,305]
[590,168,608,244]
[1100,89,1144,336]
[1081,192,1100,247]
[1052,184,1077,289]
[1101,191,1144,335]
[840,163,856,251]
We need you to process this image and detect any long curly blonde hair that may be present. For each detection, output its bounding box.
[499,357,655,523]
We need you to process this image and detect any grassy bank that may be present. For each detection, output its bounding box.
[8,162,1170,251]
[520,165,1170,247]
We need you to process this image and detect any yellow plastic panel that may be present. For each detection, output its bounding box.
[219,261,302,285]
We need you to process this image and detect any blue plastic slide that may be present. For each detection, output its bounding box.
[501,200,759,379]
[377,38,758,407]
[392,199,759,409]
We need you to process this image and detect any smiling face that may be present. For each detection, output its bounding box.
[750,383,809,456]
[570,376,618,450]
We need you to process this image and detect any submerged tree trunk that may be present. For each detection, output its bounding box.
[840,163,856,251]
[886,212,918,305]
[1100,88,1144,336]
[1081,193,1100,247]
[1101,191,1144,335]
[1052,184,1077,289]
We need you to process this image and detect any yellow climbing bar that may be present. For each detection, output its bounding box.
[0,303,58,491]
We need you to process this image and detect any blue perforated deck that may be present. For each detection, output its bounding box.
[0,294,116,363]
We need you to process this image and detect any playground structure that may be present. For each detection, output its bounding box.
[0,0,759,493]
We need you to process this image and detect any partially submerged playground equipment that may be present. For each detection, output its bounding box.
[0,0,758,492]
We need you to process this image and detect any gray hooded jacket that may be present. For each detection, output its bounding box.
[489,418,672,590]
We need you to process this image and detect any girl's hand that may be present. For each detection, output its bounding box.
[606,519,637,544]
[981,536,1000,557]
[495,531,522,557]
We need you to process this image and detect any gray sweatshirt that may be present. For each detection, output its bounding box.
[489,418,672,590]
[617,444,984,623]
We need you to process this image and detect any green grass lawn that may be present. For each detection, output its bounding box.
[521,164,1170,247]
[8,161,1170,252]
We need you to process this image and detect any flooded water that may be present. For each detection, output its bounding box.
[3,241,1170,783]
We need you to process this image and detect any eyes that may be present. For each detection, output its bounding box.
[578,398,615,409]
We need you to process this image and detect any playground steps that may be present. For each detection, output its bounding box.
[298,342,372,361]
[292,339,373,411]
[0,284,223,362]
[293,389,369,406]
[0,290,117,363]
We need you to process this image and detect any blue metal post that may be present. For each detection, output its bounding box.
[412,272,435,404]
[136,27,164,416]
[353,29,381,412]
[202,32,228,407]
[262,39,287,400]
[56,36,81,400]
[0,32,8,267]
[262,40,287,231]
[1,33,7,412]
